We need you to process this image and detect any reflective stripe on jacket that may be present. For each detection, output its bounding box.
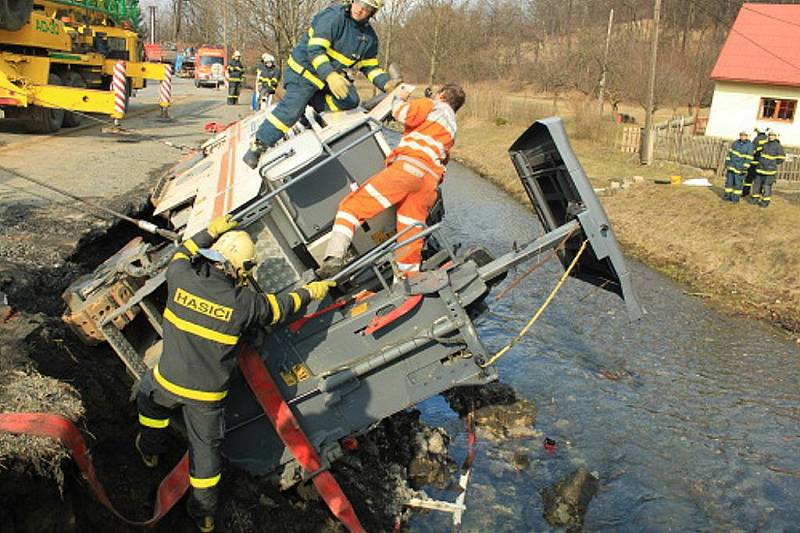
[290,4,388,91]
[756,140,786,175]
[750,132,768,166]
[387,97,457,179]
[227,59,245,82]
[257,63,281,90]
[725,139,754,174]
[157,230,311,401]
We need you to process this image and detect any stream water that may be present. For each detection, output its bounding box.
[409,162,800,531]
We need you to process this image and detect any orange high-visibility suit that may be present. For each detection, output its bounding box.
[327,95,457,274]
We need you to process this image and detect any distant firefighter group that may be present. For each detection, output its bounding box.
[723,128,786,207]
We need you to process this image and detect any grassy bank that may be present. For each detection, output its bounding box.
[451,89,800,340]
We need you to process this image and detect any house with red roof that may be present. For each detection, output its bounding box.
[705,3,800,146]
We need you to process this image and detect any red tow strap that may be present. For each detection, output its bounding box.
[0,412,189,527]
[238,344,366,533]
[0,348,365,531]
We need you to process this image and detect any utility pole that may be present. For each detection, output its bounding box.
[598,8,614,113]
[222,0,229,54]
[640,0,662,165]
[148,5,156,44]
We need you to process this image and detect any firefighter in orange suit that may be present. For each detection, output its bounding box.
[134,215,333,532]
[316,85,466,278]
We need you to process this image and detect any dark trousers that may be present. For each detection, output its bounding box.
[227,81,241,104]
[743,167,757,197]
[750,174,776,207]
[751,172,775,206]
[255,68,360,147]
[724,170,744,202]
[136,371,225,518]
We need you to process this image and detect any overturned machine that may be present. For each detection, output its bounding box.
[62,86,643,487]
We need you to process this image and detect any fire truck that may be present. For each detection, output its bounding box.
[0,0,167,132]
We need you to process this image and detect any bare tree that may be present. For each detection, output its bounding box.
[238,0,328,66]
[373,0,414,69]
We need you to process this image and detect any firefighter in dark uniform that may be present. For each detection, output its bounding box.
[744,127,768,198]
[226,51,245,105]
[134,215,334,532]
[243,0,402,169]
[722,130,753,203]
[256,53,281,108]
[751,130,786,208]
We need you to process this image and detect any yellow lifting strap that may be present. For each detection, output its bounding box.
[481,240,589,368]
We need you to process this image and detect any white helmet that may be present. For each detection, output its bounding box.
[356,0,384,9]
[233,50,241,58]
[262,53,275,63]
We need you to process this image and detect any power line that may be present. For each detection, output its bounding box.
[691,0,800,74]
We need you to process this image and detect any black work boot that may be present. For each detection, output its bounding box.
[315,257,345,279]
[243,140,267,170]
[193,516,214,533]
[187,498,215,533]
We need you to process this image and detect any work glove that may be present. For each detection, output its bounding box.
[207,214,238,238]
[326,72,351,100]
[243,139,267,170]
[303,280,336,301]
[383,79,403,93]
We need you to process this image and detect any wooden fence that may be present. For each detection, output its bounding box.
[617,126,800,182]
[617,126,640,153]
[654,130,728,170]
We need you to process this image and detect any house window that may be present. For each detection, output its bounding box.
[759,98,796,122]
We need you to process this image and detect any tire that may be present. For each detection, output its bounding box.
[26,73,65,134]
[124,76,132,109]
[0,0,32,32]
[62,72,86,128]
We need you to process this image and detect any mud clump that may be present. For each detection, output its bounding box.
[540,467,599,531]
[408,421,456,488]
[444,382,537,440]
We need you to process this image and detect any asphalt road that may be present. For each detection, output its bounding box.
[0,78,254,206]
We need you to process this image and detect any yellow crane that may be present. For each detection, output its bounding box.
[0,0,167,132]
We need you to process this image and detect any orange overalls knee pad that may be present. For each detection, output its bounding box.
[332,161,439,273]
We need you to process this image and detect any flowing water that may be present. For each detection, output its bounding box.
[408,162,800,532]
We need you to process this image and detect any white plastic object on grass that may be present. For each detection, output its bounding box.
[683,178,712,187]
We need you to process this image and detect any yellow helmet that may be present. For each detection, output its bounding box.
[209,231,256,278]
[233,50,241,58]
[356,0,383,9]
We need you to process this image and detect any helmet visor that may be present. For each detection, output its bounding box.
[198,248,226,263]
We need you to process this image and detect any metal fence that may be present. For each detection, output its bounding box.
[617,126,800,182]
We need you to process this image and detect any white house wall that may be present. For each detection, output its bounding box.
[706,81,800,147]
